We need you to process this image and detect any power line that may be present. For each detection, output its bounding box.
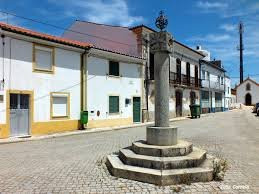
[0,10,137,47]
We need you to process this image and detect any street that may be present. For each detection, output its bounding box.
[0,109,258,193]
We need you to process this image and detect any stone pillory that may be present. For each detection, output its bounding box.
[106,11,220,185]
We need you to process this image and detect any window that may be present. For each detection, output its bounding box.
[186,62,190,85]
[33,44,54,72]
[109,61,119,76]
[206,72,210,80]
[246,83,251,91]
[190,91,196,105]
[109,96,119,114]
[202,70,205,80]
[176,59,181,83]
[221,77,224,85]
[50,93,70,119]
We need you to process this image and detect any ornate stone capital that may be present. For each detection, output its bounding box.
[150,31,173,53]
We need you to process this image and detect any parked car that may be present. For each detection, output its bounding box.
[253,102,259,113]
[257,107,259,116]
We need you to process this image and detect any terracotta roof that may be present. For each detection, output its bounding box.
[0,22,92,49]
[63,20,141,59]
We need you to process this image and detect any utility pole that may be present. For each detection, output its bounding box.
[237,22,244,84]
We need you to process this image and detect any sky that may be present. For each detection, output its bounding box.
[0,0,259,87]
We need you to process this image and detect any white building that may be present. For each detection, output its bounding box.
[63,21,144,128]
[224,76,231,110]
[0,22,144,139]
[0,22,89,138]
[131,25,204,120]
[86,49,144,128]
[236,78,259,105]
[199,59,226,113]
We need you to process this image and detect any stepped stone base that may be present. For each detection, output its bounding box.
[106,140,215,185]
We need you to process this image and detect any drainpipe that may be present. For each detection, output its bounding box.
[80,49,89,129]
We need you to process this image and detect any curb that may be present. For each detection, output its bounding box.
[0,117,189,145]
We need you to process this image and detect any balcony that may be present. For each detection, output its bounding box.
[201,80,224,91]
[169,72,201,88]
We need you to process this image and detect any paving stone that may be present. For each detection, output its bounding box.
[0,110,258,193]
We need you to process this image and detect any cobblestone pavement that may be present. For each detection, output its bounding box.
[0,109,258,193]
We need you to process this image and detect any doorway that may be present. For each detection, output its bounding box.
[176,59,181,84]
[175,90,182,117]
[245,93,252,105]
[190,91,196,105]
[195,66,199,87]
[10,93,30,137]
[133,97,141,123]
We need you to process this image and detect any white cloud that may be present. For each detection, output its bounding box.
[220,24,236,32]
[189,1,259,86]
[196,1,228,10]
[0,13,16,24]
[189,34,231,42]
[49,0,144,27]
[78,0,143,26]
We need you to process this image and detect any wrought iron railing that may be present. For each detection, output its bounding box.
[201,80,224,91]
[169,72,201,88]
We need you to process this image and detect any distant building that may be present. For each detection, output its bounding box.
[230,88,237,109]
[236,78,259,105]
[224,76,231,111]
[199,59,226,113]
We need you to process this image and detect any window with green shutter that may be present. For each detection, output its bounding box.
[109,96,119,113]
[109,61,119,76]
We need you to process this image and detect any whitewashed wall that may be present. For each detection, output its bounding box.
[236,80,259,105]
[0,37,81,124]
[87,55,142,121]
[225,77,231,109]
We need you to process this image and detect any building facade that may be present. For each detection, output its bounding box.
[131,25,204,121]
[63,21,145,128]
[230,88,237,109]
[0,22,91,138]
[0,22,144,139]
[199,59,226,113]
[86,49,144,128]
[236,78,259,106]
[224,76,231,111]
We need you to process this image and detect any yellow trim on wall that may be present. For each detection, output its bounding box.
[87,117,133,128]
[31,120,79,136]
[0,124,8,139]
[50,92,70,120]
[5,90,34,137]
[32,43,55,74]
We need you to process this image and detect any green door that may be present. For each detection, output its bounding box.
[133,97,141,123]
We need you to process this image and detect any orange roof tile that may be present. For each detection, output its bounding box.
[0,22,93,49]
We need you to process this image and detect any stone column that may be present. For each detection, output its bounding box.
[146,31,178,146]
